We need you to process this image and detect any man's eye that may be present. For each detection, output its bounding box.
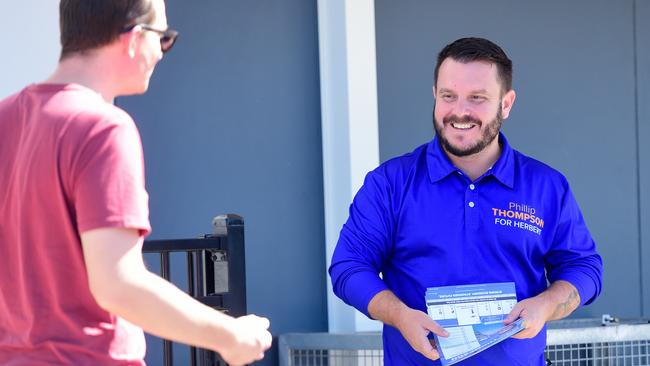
[470,95,486,102]
[441,94,455,101]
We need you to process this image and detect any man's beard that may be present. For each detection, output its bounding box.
[433,107,503,157]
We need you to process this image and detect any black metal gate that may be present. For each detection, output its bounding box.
[142,214,247,366]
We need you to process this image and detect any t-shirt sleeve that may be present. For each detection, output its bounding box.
[329,169,393,318]
[545,181,603,306]
[71,115,151,237]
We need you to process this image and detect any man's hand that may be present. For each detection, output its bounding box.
[393,306,448,361]
[504,280,580,339]
[367,290,448,361]
[219,314,273,366]
[503,294,554,338]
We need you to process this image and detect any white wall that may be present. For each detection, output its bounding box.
[318,0,382,332]
[0,1,60,99]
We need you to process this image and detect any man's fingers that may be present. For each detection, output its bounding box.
[418,319,444,360]
[242,314,271,329]
[511,318,544,339]
[511,327,533,339]
[261,331,273,349]
[429,338,438,350]
[429,339,441,360]
[256,316,271,329]
[511,331,526,339]
[504,303,523,324]
[419,339,440,361]
[423,317,449,337]
[422,347,440,361]
[511,320,527,339]
[423,348,440,361]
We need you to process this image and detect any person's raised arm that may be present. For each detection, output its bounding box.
[81,227,272,366]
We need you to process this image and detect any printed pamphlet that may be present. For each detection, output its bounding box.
[425,282,525,365]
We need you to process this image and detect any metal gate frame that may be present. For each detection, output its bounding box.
[143,214,247,366]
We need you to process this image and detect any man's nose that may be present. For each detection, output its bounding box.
[451,99,472,117]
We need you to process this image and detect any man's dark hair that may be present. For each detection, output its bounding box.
[59,0,156,60]
[434,37,513,94]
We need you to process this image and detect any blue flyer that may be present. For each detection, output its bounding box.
[425,282,525,365]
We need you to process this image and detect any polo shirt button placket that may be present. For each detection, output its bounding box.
[466,183,479,229]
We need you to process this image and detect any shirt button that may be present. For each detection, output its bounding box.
[468,201,475,208]
[469,184,475,190]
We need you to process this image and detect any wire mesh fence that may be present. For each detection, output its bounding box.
[280,321,650,366]
[546,340,649,365]
[289,350,382,366]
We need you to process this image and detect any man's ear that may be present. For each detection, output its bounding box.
[432,85,436,98]
[501,89,516,119]
[120,27,139,58]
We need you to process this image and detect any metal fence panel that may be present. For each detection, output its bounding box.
[280,321,650,366]
[143,214,246,366]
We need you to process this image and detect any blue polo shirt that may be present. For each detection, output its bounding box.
[329,133,603,366]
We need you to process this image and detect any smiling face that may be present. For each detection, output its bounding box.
[433,58,515,158]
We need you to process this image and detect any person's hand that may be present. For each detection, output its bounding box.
[503,294,554,339]
[219,314,273,366]
[393,307,448,361]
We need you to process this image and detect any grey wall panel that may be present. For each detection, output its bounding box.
[637,0,650,318]
[117,1,325,364]
[376,0,640,317]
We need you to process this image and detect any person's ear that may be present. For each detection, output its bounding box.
[501,89,516,119]
[120,26,140,58]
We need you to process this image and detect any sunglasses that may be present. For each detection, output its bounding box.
[123,24,179,53]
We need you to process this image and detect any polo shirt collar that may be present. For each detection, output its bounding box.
[426,132,515,189]
[489,133,515,188]
[426,136,459,183]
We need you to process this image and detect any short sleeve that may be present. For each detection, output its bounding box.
[71,115,151,237]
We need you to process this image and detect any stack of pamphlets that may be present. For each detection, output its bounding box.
[425,282,525,365]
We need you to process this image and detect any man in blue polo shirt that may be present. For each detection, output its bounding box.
[329,37,603,365]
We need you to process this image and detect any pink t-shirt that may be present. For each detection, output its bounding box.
[0,84,151,365]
